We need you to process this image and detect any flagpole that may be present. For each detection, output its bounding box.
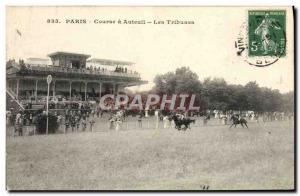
[15,29,22,61]
[46,75,52,134]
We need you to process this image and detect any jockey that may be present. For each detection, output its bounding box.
[238,115,245,121]
[178,112,185,120]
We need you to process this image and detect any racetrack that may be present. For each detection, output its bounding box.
[6,121,294,190]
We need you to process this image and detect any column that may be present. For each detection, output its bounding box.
[52,81,56,97]
[99,82,102,99]
[16,79,19,100]
[84,82,87,101]
[7,80,10,89]
[115,84,119,95]
[35,80,38,102]
[69,81,72,100]
[113,83,116,95]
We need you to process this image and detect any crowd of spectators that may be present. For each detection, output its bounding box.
[14,58,140,77]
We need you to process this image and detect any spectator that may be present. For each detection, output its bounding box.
[138,111,143,128]
[89,118,95,132]
[14,113,23,136]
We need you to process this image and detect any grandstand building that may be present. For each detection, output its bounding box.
[6,51,147,111]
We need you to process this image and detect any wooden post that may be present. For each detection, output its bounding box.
[69,81,72,100]
[35,80,38,102]
[113,83,116,95]
[85,82,87,101]
[99,82,102,99]
[115,84,118,95]
[52,81,56,97]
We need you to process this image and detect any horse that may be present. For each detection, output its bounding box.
[229,115,248,128]
[171,115,195,131]
[116,110,126,122]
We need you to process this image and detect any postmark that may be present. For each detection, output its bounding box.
[235,10,286,67]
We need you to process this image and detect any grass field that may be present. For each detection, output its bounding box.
[6,121,294,190]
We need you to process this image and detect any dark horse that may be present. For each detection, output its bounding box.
[171,115,195,131]
[229,115,248,128]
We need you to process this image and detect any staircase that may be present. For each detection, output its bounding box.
[6,87,25,112]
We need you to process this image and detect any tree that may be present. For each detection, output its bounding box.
[244,81,262,111]
[281,92,294,112]
[201,78,232,111]
[153,67,201,94]
[152,67,202,110]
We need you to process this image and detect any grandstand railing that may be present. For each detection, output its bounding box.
[21,64,141,79]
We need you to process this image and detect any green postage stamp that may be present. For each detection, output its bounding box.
[248,10,286,57]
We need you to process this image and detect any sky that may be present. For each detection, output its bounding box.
[6,6,294,93]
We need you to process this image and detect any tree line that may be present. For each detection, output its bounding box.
[150,67,294,113]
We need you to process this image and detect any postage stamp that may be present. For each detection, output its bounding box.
[248,10,286,57]
[235,10,287,67]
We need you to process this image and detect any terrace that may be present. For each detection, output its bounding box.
[18,64,141,79]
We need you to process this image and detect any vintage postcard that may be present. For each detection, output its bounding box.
[6,6,295,191]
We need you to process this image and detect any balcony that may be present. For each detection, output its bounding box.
[18,64,141,79]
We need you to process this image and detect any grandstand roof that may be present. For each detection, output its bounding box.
[48,51,91,58]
